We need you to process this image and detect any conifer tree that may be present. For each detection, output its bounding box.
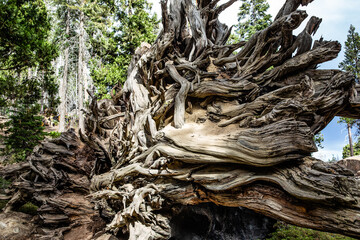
[52,0,113,131]
[339,25,360,82]
[77,0,86,132]
[338,25,360,156]
[0,0,56,71]
[232,0,272,41]
[52,0,74,132]
[343,140,360,159]
[338,117,357,157]
[0,0,58,161]
[91,0,159,97]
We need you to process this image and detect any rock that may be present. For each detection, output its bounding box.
[337,155,360,176]
[0,212,34,240]
[0,222,7,229]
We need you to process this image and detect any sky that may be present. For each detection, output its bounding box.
[148,0,360,161]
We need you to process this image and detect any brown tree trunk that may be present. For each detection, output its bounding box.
[2,0,360,239]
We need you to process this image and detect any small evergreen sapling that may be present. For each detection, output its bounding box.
[5,104,45,162]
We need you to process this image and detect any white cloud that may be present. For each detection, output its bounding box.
[312,148,343,162]
[268,0,285,18]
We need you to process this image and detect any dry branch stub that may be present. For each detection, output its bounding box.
[2,0,360,239]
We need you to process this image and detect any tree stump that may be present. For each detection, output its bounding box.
[2,0,360,239]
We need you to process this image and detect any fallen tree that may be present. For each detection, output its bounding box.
[2,0,360,239]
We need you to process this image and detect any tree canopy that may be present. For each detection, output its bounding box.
[0,0,56,71]
[91,0,159,97]
[339,25,360,82]
[0,0,58,161]
[232,0,272,41]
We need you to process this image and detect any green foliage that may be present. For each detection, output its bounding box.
[338,117,357,126]
[231,0,272,42]
[0,0,58,161]
[4,104,45,162]
[47,131,62,138]
[0,0,57,71]
[328,154,340,163]
[339,25,360,82]
[343,140,360,158]
[91,54,129,97]
[0,73,43,107]
[91,0,159,97]
[338,117,358,158]
[42,70,60,115]
[267,222,355,240]
[0,73,58,161]
[114,0,158,56]
[0,73,54,162]
[314,132,324,149]
[338,26,360,140]
[0,177,11,193]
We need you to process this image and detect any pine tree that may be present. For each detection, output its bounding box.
[52,0,120,131]
[314,132,324,149]
[77,0,86,132]
[91,0,159,98]
[58,5,71,132]
[3,81,46,162]
[338,117,357,157]
[343,140,360,159]
[338,25,360,156]
[339,25,360,82]
[0,0,58,161]
[232,0,272,42]
[50,0,79,131]
[0,0,56,71]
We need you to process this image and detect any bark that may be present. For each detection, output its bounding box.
[2,0,360,239]
[77,0,85,133]
[59,7,70,133]
[40,70,46,114]
[348,122,354,157]
[1,130,105,239]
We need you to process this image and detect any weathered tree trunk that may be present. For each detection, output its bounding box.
[77,0,85,133]
[40,70,46,113]
[0,130,105,239]
[84,69,90,105]
[59,7,70,132]
[348,122,354,156]
[2,0,360,239]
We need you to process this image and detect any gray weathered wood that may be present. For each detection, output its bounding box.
[2,0,360,239]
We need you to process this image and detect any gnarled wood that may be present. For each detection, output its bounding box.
[1,130,105,239]
[2,0,360,239]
